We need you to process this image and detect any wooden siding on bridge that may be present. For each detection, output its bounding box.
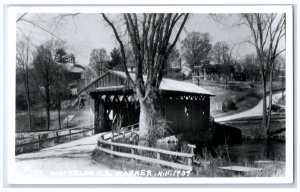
[79,72,126,95]
[162,95,210,134]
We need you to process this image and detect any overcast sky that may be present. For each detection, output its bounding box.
[17,13,256,65]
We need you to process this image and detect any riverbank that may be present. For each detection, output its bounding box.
[223,119,285,140]
[92,147,285,177]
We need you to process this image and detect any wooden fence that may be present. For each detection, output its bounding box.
[97,124,196,171]
[16,123,94,154]
[101,123,140,141]
[192,76,252,89]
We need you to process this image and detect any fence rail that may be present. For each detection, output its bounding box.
[16,123,94,140]
[16,124,95,153]
[101,123,140,141]
[97,126,196,171]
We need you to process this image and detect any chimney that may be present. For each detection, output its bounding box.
[69,54,76,66]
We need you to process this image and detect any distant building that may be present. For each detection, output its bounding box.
[111,62,136,73]
[58,54,86,96]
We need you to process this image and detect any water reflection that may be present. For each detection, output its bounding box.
[210,140,285,163]
[157,139,285,164]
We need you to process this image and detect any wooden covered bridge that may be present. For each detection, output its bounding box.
[78,70,214,139]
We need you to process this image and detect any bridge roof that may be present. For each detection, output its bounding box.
[111,70,214,96]
[79,70,214,96]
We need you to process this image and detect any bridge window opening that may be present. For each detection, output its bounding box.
[109,110,113,120]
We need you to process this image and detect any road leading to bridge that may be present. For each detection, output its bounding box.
[14,133,118,179]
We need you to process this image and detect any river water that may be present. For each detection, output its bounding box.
[209,140,285,164]
[212,91,286,163]
[159,139,285,164]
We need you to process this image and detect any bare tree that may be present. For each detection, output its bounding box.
[211,41,233,65]
[53,47,69,130]
[32,43,59,130]
[241,53,261,81]
[16,34,32,130]
[241,13,286,138]
[102,13,189,145]
[16,13,77,131]
[166,46,181,73]
[181,32,212,71]
[89,48,110,77]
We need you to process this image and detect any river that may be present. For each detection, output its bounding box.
[211,91,286,163]
[209,140,285,164]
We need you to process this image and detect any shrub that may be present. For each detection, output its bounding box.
[222,96,237,112]
[16,114,46,132]
[147,112,173,147]
[16,91,28,111]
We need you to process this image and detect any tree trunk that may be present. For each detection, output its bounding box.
[26,96,31,131]
[58,107,61,130]
[58,96,61,130]
[266,67,274,138]
[262,78,267,139]
[46,103,50,131]
[25,40,31,131]
[138,99,152,142]
[46,87,51,131]
[58,71,62,130]
[40,106,43,118]
[24,82,31,131]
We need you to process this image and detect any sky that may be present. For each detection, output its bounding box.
[17,13,256,65]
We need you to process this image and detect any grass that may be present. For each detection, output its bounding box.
[193,157,285,177]
[92,146,285,177]
[16,103,93,133]
[16,114,47,133]
[92,149,175,176]
[187,142,284,177]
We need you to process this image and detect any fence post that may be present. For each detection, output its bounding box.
[110,144,114,157]
[69,129,71,140]
[131,148,135,155]
[111,130,114,141]
[123,128,125,138]
[187,144,196,167]
[157,152,160,160]
[37,134,41,150]
[188,144,196,155]
[56,131,59,143]
[82,126,84,137]
[188,158,192,166]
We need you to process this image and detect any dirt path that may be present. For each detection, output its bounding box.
[215,92,284,122]
[15,133,117,177]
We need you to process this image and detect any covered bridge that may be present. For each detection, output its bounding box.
[79,70,214,137]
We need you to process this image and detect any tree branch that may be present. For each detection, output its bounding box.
[101,13,135,88]
[16,13,27,22]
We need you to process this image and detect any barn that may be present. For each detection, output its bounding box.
[79,70,214,139]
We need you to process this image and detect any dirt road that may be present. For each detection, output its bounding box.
[215,92,284,122]
[14,133,117,178]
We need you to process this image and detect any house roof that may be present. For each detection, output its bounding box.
[61,62,85,73]
[110,70,214,96]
